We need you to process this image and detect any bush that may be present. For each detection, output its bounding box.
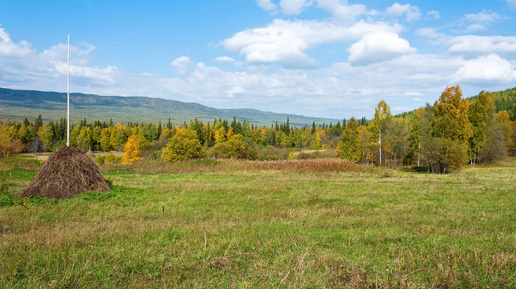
[104,153,117,164]
[96,155,106,164]
[208,134,257,160]
[161,128,205,162]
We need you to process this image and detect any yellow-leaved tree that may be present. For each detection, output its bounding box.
[161,128,205,162]
[122,134,142,164]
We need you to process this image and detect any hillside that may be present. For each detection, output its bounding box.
[0,87,340,127]
[397,87,516,120]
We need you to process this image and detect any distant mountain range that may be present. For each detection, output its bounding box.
[0,87,341,127]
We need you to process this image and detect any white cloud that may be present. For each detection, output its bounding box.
[427,10,440,19]
[225,86,246,98]
[348,32,416,65]
[0,25,117,90]
[171,56,193,75]
[280,0,312,15]
[0,25,32,56]
[448,35,516,55]
[223,19,399,68]
[214,56,236,62]
[256,0,276,11]
[451,54,516,85]
[461,10,501,32]
[316,0,367,24]
[416,28,450,44]
[509,0,516,9]
[386,3,421,21]
[464,10,501,23]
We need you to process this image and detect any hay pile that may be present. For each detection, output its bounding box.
[85,149,95,160]
[20,146,111,199]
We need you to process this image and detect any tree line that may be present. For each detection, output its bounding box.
[336,86,515,172]
[1,85,515,173]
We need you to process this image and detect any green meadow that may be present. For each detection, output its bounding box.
[0,158,515,288]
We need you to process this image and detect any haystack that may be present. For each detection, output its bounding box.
[20,146,111,199]
[85,149,95,160]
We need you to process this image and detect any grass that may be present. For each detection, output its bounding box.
[0,156,515,288]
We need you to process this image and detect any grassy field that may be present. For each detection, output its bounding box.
[0,157,515,288]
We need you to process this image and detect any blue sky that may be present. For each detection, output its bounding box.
[1,0,516,119]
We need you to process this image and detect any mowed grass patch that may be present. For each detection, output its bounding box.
[0,159,514,288]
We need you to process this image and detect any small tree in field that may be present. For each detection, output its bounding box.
[161,128,205,162]
[122,134,142,164]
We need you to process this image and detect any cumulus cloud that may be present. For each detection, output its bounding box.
[214,56,236,62]
[461,10,501,32]
[416,28,450,44]
[348,32,417,65]
[451,54,516,85]
[509,0,516,9]
[0,25,33,56]
[316,0,367,25]
[171,56,193,75]
[0,25,117,91]
[427,10,440,19]
[223,19,399,68]
[256,0,276,11]
[464,10,501,23]
[448,35,516,55]
[279,0,312,15]
[386,3,421,21]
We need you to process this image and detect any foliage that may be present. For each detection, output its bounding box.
[104,153,118,164]
[208,134,257,160]
[430,85,472,172]
[335,117,360,162]
[161,128,205,162]
[122,135,142,164]
[468,90,495,163]
[368,100,392,165]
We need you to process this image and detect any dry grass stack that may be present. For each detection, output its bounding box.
[20,146,111,199]
[85,149,95,160]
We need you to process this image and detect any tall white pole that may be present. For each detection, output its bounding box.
[67,35,70,146]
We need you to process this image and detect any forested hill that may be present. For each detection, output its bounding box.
[469,87,516,119]
[397,87,516,120]
[0,87,339,127]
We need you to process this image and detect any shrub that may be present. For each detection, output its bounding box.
[161,128,205,162]
[208,134,257,160]
[96,155,106,164]
[104,153,117,164]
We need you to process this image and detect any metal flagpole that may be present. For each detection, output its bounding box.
[67,35,70,146]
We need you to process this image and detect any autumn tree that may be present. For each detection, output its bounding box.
[37,125,54,152]
[76,126,93,151]
[478,110,515,163]
[468,90,494,163]
[369,100,392,165]
[122,134,142,164]
[384,118,410,166]
[335,117,360,162]
[100,128,112,151]
[0,125,13,157]
[215,127,226,144]
[161,128,205,162]
[430,85,472,173]
[358,125,371,164]
[209,134,257,159]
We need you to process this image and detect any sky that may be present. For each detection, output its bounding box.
[1,0,516,120]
